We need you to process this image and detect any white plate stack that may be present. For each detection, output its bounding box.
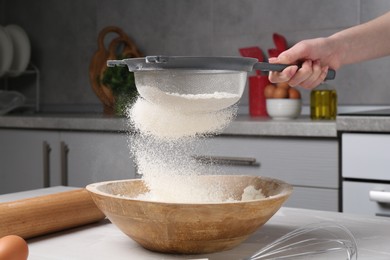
[0,24,30,114]
[0,24,31,77]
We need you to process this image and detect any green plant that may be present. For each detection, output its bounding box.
[101,55,138,116]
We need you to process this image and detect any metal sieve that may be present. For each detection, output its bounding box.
[107,56,335,113]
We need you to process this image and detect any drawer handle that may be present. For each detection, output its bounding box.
[375,213,390,218]
[61,141,69,186]
[369,190,390,204]
[193,155,260,167]
[42,141,51,188]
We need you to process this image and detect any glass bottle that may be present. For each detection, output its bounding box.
[310,83,337,120]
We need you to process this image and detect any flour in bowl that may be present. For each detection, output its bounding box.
[241,185,266,201]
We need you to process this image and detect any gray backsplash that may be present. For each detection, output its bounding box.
[0,0,4,24]
[2,0,390,113]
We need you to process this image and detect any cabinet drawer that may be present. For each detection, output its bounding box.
[343,181,390,217]
[342,133,390,180]
[286,186,338,212]
[198,136,338,188]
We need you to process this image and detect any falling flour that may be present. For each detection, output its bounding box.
[127,90,265,203]
[129,97,236,140]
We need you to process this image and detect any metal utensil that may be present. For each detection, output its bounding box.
[108,55,335,78]
[244,221,358,260]
[107,56,335,113]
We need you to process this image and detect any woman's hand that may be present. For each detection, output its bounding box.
[268,37,341,89]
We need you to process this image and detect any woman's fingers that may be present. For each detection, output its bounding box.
[268,38,332,88]
[270,59,329,89]
[288,60,313,87]
[268,57,299,83]
[311,66,329,88]
[294,62,328,89]
[292,60,322,89]
[268,65,299,83]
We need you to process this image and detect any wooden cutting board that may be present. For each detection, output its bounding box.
[89,26,142,115]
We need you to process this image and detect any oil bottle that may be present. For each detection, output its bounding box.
[310,83,337,120]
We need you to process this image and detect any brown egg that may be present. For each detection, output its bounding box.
[0,235,29,260]
[288,87,301,99]
[276,81,290,89]
[264,84,276,98]
[272,86,289,99]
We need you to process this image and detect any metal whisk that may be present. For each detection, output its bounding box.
[244,221,358,260]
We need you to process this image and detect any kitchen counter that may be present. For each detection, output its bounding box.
[2,187,390,259]
[224,115,336,137]
[3,110,390,137]
[337,115,390,132]
[0,113,129,132]
[0,113,337,137]
[24,208,390,259]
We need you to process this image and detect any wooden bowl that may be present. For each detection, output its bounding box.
[86,175,292,254]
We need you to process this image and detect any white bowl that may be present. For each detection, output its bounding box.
[266,99,302,120]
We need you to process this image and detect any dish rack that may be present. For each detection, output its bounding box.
[0,63,40,112]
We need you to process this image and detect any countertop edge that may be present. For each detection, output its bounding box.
[225,118,337,137]
[337,116,390,132]
[0,116,130,133]
[0,114,338,138]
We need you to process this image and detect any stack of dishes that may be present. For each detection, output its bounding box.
[0,24,31,77]
[0,24,30,114]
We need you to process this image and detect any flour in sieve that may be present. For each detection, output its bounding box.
[136,85,241,113]
[165,91,241,112]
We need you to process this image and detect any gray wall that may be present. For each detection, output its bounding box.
[0,0,4,24]
[3,0,390,113]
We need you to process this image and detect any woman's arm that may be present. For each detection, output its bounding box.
[269,11,390,89]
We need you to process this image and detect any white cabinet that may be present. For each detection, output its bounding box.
[341,133,390,216]
[343,181,390,217]
[342,133,390,181]
[0,129,136,194]
[0,129,59,194]
[196,136,339,211]
[60,132,135,187]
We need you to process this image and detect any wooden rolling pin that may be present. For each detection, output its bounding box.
[0,189,106,239]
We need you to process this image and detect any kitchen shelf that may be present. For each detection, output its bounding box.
[1,63,41,112]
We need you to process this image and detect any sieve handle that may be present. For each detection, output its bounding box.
[254,62,336,80]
